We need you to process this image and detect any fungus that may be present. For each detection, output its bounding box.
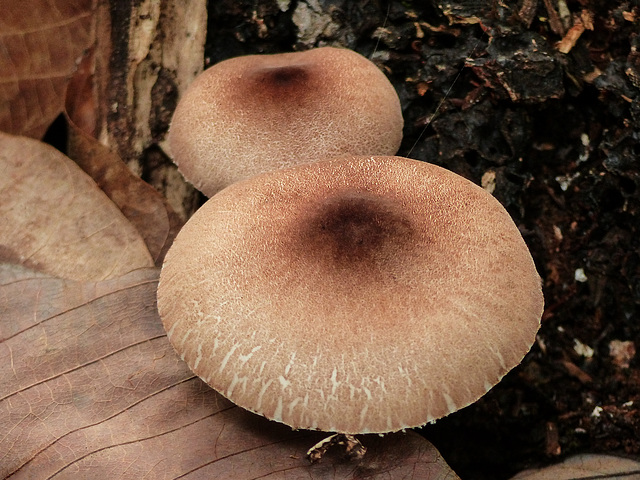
[157,155,543,436]
[168,47,403,196]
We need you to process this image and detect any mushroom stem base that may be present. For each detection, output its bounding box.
[306,433,367,464]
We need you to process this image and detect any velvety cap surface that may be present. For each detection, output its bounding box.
[157,156,543,433]
[168,47,403,196]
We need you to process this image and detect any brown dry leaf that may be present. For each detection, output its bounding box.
[0,132,153,281]
[0,265,460,479]
[510,453,640,479]
[65,62,183,266]
[0,0,95,138]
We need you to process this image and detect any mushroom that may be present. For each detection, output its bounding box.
[168,47,404,196]
[157,155,543,436]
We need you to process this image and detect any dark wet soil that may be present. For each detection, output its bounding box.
[207,1,640,478]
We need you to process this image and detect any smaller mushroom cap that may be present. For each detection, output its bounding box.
[168,47,403,196]
[157,156,543,434]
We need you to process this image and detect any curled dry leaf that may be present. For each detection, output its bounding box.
[0,0,95,138]
[0,132,153,281]
[65,63,183,266]
[0,265,459,479]
[510,453,640,479]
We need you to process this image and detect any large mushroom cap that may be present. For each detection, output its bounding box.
[168,47,403,196]
[157,155,543,434]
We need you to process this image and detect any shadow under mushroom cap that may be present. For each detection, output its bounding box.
[157,155,544,434]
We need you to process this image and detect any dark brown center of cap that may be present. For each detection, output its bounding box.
[296,190,415,272]
[261,65,309,86]
[246,64,314,104]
